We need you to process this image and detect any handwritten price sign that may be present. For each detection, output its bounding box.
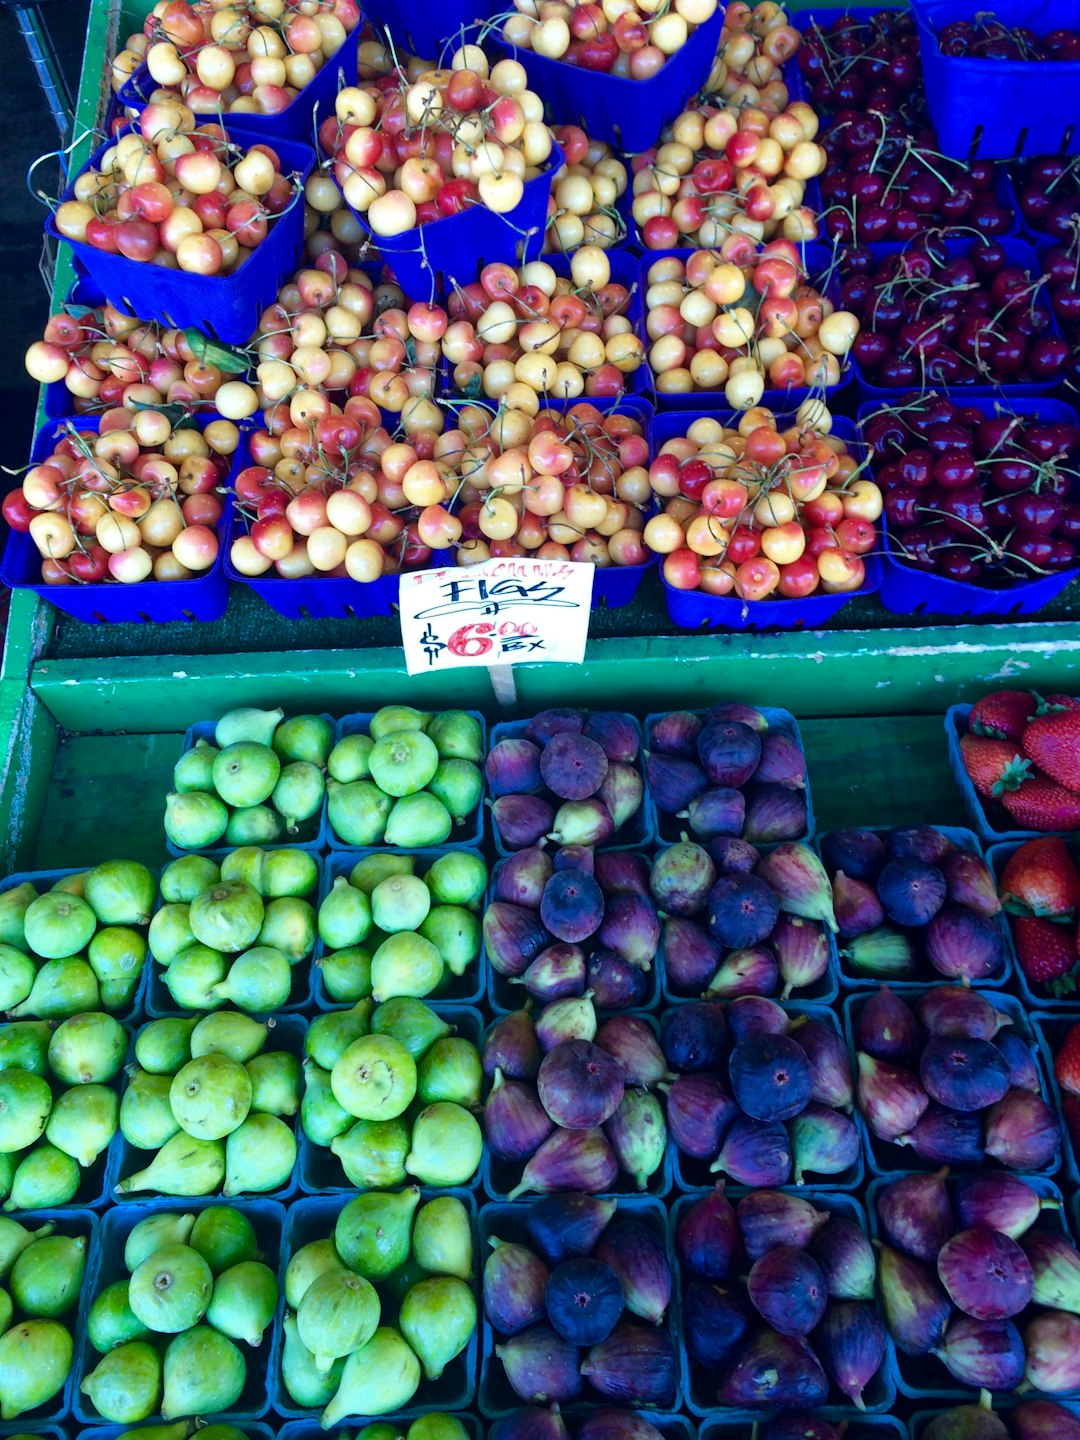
[398,558,595,676]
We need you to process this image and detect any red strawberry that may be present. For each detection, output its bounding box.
[969,689,1035,741]
[959,734,1025,800]
[1023,712,1080,795]
[1056,1022,1080,1098]
[1062,1093,1080,1151]
[998,773,1080,832]
[1013,914,1079,995]
[999,837,1080,918]
[1036,693,1080,714]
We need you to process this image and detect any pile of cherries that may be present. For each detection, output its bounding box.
[937,19,1080,60]
[795,9,921,115]
[1012,155,1080,239]
[1042,238,1080,384]
[865,393,1080,588]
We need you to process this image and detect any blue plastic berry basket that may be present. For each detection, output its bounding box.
[326,711,486,852]
[913,0,1080,160]
[1034,1013,1080,1188]
[487,713,651,857]
[274,1187,479,1419]
[477,1194,681,1418]
[297,1005,485,1194]
[107,1013,304,1203]
[815,822,1014,991]
[82,1425,276,1440]
[45,122,315,343]
[1,415,236,624]
[989,842,1080,1008]
[674,1188,896,1415]
[73,1195,284,1425]
[858,395,1080,618]
[357,0,481,59]
[313,849,488,1009]
[944,701,1069,844]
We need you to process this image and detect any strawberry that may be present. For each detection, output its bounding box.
[969,688,1035,742]
[1035,693,1080,714]
[999,837,1080,918]
[1023,712,1080,795]
[1055,1022,1080,1098]
[959,734,1024,800]
[998,773,1080,832]
[1013,914,1079,994]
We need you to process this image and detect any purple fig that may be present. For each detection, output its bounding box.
[808,1214,876,1301]
[985,1089,1061,1170]
[496,1323,583,1404]
[744,784,809,844]
[484,1011,542,1081]
[707,836,762,875]
[540,871,605,945]
[675,1182,739,1280]
[707,702,768,731]
[592,1216,671,1325]
[496,848,555,907]
[818,1300,886,1408]
[682,1278,750,1369]
[920,1036,1010,1112]
[1024,1312,1080,1392]
[855,986,920,1066]
[645,754,706,815]
[790,1017,853,1110]
[926,908,1007,984]
[662,1072,735,1160]
[661,1001,727,1072]
[878,1244,952,1355]
[599,764,645,832]
[487,738,545,796]
[924,1403,1010,1440]
[748,1245,827,1336]
[772,915,831,997]
[536,995,597,1051]
[491,1408,570,1440]
[754,729,807,787]
[554,845,594,875]
[790,1106,861,1183]
[713,1115,792,1187]
[917,985,1009,1040]
[856,1053,929,1140]
[548,799,614,849]
[594,1015,671,1088]
[889,825,956,864]
[507,1126,618,1200]
[538,1040,625,1129]
[585,952,649,1010]
[650,710,703,757]
[938,1228,1033,1319]
[878,857,947,927]
[544,1258,623,1345]
[720,1331,829,1409]
[899,1104,986,1166]
[941,850,1002,917]
[525,709,585,745]
[683,786,745,841]
[661,917,720,996]
[763,1417,842,1440]
[594,852,651,899]
[737,1190,828,1261]
[876,1169,954,1261]
[954,1173,1052,1238]
[933,1313,1025,1389]
[1021,1230,1080,1313]
[486,902,552,978]
[484,1238,550,1333]
[729,1032,813,1122]
[1012,1404,1080,1440]
[704,946,780,1000]
[996,1032,1040,1092]
[726,995,789,1042]
[843,927,918,979]
[581,1322,677,1406]
[517,944,587,1003]
[697,720,761,787]
[755,844,838,931]
[708,874,779,949]
[833,870,885,939]
[821,829,888,883]
[579,1411,668,1440]
[495,794,557,850]
[484,1069,555,1162]
[526,1193,616,1265]
[597,895,660,971]
[650,842,715,917]
[603,1089,666,1191]
[583,712,640,765]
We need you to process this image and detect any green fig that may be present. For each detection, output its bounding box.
[213,743,281,808]
[84,861,155,927]
[330,1118,410,1190]
[371,875,430,935]
[331,1034,416,1121]
[128,1243,213,1332]
[4,1145,80,1211]
[425,852,486,910]
[427,711,483,762]
[263,848,319,900]
[272,762,325,828]
[399,1276,475,1380]
[81,1337,160,1422]
[209,948,291,1013]
[319,948,373,1004]
[306,1000,373,1070]
[417,1038,482,1109]
[162,945,227,1011]
[319,878,372,952]
[219,848,267,894]
[385,793,452,848]
[409,1415,470,1440]
[10,1232,87,1316]
[370,998,451,1060]
[170,1055,252,1140]
[160,857,221,905]
[224,1113,296,1196]
[405,1104,482,1187]
[0,1071,52,1153]
[23,890,96,960]
[0,1287,13,1332]
[149,906,195,967]
[258,898,315,964]
[247,1052,300,1116]
[135,1017,197,1075]
[320,1325,420,1427]
[335,1187,420,1279]
[202,1423,254,1440]
[285,1239,345,1309]
[0,1217,53,1278]
[0,947,35,1011]
[225,807,284,847]
[102,974,143,1012]
[427,760,482,826]
[368,730,439,797]
[124,1212,196,1272]
[0,1022,51,1075]
[121,1069,180,1150]
[327,781,392,847]
[10,957,99,1019]
[189,882,264,954]
[48,1010,126,1085]
[189,1206,258,1275]
[0,1319,71,1418]
[215,707,284,748]
[370,706,432,740]
[174,738,219,793]
[0,883,38,953]
[205,1259,277,1345]
[165,792,229,851]
[412,1196,474,1280]
[0,1154,13,1204]
[301,1063,353,1147]
[350,855,414,894]
[161,1325,245,1419]
[190,1012,267,1063]
[362,1423,406,1440]
[46,1083,117,1166]
[88,1279,149,1352]
[297,1269,379,1372]
[419,907,481,978]
[282,1312,343,1408]
[89,926,148,989]
[116,1134,225,1197]
[378,1255,427,1316]
[120,1422,196,1440]
[328,733,374,784]
[274,714,334,767]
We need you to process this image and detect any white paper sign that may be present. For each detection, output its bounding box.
[398,558,595,676]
